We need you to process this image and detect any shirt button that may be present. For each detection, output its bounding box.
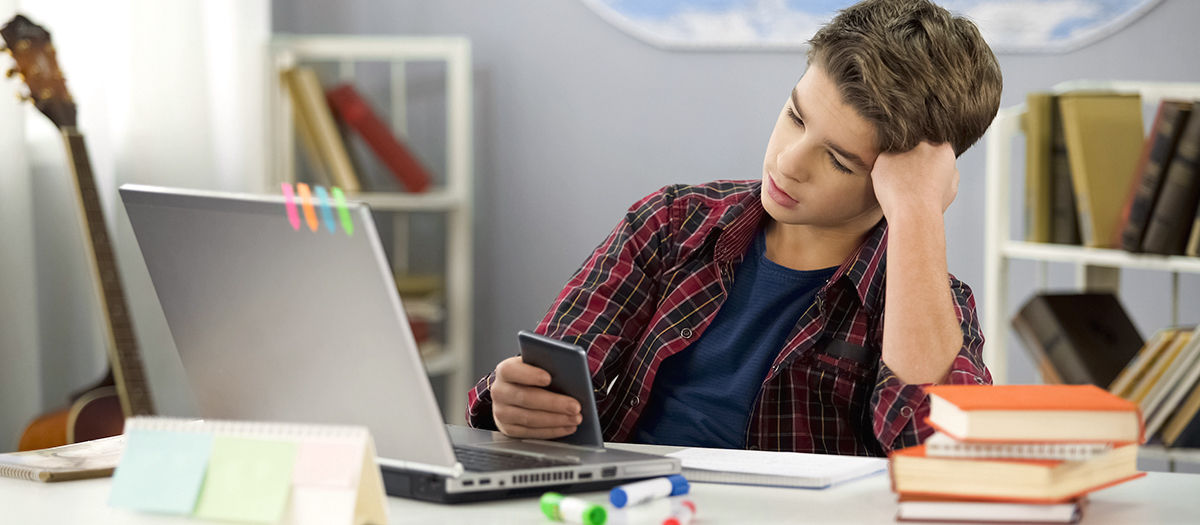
[749,445,760,450]
[629,396,640,407]
[975,376,986,385]
[900,406,914,418]
[680,328,694,339]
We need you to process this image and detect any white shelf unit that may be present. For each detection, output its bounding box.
[983,80,1200,385]
[266,35,474,424]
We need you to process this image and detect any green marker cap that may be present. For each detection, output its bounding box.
[539,491,607,525]
[541,492,564,520]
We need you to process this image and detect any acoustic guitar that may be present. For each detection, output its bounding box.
[3,14,155,450]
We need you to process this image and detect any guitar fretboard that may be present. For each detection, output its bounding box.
[63,129,154,417]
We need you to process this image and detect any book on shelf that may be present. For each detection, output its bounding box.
[1117,100,1194,251]
[1126,329,1193,406]
[326,84,433,193]
[1024,92,1055,244]
[1163,375,1200,447]
[1109,328,1181,398]
[889,443,1141,504]
[1011,293,1144,387]
[1143,100,1200,255]
[281,67,362,193]
[0,434,123,482]
[896,495,1083,524]
[1057,92,1145,249]
[1140,326,1200,438]
[924,384,1144,444]
[1050,94,1083,245]
[923,432,1112,462]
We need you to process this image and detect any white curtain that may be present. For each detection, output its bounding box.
[0,0,270,449]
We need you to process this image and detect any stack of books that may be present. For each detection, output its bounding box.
[890,385,1146,523]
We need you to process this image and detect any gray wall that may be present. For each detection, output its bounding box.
[274,0,1200,388]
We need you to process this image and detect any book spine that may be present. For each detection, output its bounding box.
[1120,102,1192,251]
[1025,94,1054,243]
[326,84,432,193]
[1050,96,1081,245]
[1141,101,1200,255]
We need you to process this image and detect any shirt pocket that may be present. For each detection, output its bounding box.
[809,339,877,406]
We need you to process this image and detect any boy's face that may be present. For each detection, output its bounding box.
[761,64,883,231]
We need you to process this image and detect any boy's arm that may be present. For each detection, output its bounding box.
[868,142,991,452]
[465,187,676,430]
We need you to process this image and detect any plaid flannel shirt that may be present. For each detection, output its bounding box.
[467,180,990,455]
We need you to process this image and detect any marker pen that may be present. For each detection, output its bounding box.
[540,492,607,525]
[609,475,689,508]
[662,500,696,525]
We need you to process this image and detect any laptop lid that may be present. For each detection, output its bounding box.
[119,184,457,472]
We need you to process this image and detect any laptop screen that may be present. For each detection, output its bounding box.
[120,184,456,468]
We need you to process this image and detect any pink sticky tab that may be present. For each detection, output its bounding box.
[282,183,301,230]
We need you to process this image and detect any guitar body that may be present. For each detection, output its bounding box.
[5,15,154,451]
[18,387,125,451]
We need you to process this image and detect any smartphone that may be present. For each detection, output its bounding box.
[517,331,605,448]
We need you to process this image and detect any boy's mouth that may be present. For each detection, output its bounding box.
[766,174,799,208]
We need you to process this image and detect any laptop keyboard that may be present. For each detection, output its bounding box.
[453,445,575,472]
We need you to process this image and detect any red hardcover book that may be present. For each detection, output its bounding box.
[326,84,432,193]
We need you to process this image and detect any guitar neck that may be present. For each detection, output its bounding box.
[61,128,154,417]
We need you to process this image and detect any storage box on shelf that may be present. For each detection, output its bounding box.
[983,80,1200,472]
[266,35,473,424]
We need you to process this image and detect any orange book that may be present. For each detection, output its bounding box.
[889,444,1144,504]
[925,385,1144,444]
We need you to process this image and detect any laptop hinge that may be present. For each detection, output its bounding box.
[377,457,464,478]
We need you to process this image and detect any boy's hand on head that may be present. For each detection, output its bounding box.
[490,356,583,439]
[870,141,958,221]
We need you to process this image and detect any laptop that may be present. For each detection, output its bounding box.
[118,184,680,503]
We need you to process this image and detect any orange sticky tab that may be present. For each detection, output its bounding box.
[297,183,319,232]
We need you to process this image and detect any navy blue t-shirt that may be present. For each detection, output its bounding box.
[634,229,837,448]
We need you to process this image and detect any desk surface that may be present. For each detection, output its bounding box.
[3,443,1199,524]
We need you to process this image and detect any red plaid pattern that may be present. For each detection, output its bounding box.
[467,181,990,455]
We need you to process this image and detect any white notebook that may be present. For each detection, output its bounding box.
[665,447,886,489]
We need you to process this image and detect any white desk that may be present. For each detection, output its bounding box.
[3,443,1199,524]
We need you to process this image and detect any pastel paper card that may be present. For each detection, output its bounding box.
[108,428,214,515]
[194,436,297,524]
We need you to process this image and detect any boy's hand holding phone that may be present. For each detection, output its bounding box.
[491,356,582,439]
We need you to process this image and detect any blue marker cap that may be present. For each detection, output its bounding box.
[667,474,689,495]
[609,474,689,508]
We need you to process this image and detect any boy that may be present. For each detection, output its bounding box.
[466,0,1001,456]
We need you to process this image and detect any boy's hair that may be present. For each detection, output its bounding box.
[808,0,1002,157]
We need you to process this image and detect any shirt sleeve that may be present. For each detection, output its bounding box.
[465,187,677,430]
[870,275,991,453]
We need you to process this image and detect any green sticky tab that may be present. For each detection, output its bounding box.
[108,428,214,515]
[331,187,354,236]
[194,436,297,524]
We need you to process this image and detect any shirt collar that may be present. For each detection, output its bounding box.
[713,181,888,314]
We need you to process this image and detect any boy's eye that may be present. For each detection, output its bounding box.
[786,107,804,127]
[828,152,853,174]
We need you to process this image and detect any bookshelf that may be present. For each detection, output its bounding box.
[984,81,1200,471]
[266,35,474,424]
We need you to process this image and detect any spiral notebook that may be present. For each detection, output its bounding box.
[108,417,387,525]
[0,434,124,482]
[665,447,887,489]
[923,432,1112,461]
